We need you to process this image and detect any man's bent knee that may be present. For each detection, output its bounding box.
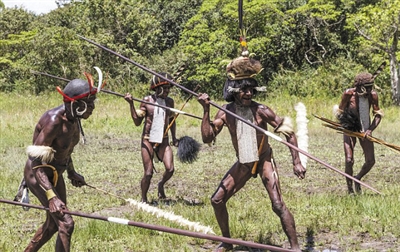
[58,216,75,236]
[345,158,354,166]
[271,200,285,215]
[365,159,375,168]
[143,174,153,182]
[211,196,225,209]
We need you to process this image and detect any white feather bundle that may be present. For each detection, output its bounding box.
[126,198,215,234]
[294,102,309,168]
[332,104,342,118]
[26,145,56,163]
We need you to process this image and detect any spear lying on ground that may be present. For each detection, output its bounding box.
[0,198,293,252]
[77,35,382,195]
[313,114,400,153]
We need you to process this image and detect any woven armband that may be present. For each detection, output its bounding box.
[136,109,146,118]
[373,109,384,118]
[46,189,56,200]
[274,117,294,136]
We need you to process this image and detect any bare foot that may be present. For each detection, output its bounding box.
[354,176,362,194]
[158,183,167,199]
[213,242,233,252]
[354,182,362,194]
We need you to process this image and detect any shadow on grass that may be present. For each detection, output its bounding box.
[150,197,205,207]
[305,226,316,251]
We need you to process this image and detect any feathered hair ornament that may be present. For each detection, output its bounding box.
[223,0,265,101]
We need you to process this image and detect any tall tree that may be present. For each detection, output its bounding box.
[346,0,400,105]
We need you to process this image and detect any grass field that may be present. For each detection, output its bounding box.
[1,91,400,251]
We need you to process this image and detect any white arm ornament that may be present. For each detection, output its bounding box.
[274,117,294,137]
[373,109,384,118]
[136,109,146,118]
[26,145,56,163]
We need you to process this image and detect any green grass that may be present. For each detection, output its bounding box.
[1,92,400,251]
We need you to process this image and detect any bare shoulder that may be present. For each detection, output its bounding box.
[254,101,268,110]
[343,88,355,95]
[39,106,65,125]
[34,106,66,136]
[371,90,379,97]
[254,102,273,114]
[165,96,174,106]
[143,95,153,102]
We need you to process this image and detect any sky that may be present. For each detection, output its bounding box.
[3,0,58,14]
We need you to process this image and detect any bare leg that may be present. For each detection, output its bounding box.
[140,141,155,203]
[25,174,74,252]
[24,212,58,252]
[54,213,74,252]
[157,145,174,199]
[211,162,251,251]
[344,135,356,194]
[261,158,301,251]
[355,139,375,194]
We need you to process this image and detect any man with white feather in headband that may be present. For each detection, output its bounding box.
[197,46,306,251]
[14,69,103,252]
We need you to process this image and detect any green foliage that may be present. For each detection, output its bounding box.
[0,0,399,104]
[269,56,357,98]
[0,0,203,95]
[0,7,36,39]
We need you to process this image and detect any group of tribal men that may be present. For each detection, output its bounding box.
[13,50,383,251]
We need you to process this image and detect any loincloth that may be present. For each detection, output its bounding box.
[143,134,168,140]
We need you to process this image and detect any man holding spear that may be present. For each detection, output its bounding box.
[124,73,178,203]
[197,53,306,251]
[336,69,384,194]
[14,70,102,252]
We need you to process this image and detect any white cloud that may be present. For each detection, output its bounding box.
[3,0,58,14]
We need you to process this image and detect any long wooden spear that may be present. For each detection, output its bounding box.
[30,70,202,121]
[314,114,400,153]
[101,89,202,120]
[1,198,292,252]
[77,35,381,195]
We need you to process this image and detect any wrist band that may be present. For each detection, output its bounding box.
[45,189,56,200]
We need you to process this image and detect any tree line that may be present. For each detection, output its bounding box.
[0,0,399,106]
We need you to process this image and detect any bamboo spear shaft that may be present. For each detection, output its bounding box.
[30,70,203,121]
[78,35,382,195]
[0,198,293,252]
[101,89,202,120]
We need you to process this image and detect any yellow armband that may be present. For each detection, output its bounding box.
[45,189,56,200]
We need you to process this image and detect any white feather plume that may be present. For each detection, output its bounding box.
[26,145,56,163]
[294,102,309,168]
[126,198,215,234]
